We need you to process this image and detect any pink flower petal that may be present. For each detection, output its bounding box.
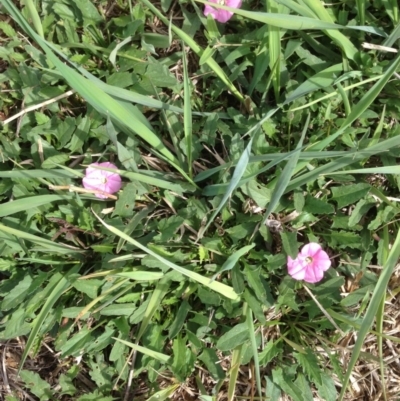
[300,242,322,257]
[203,0,242,23]
[314,249,331,271]
[303,265,324,283]
[82,162,121,199]
[287,256,306,280]
[287,243,331,283]
[226,0,242,7]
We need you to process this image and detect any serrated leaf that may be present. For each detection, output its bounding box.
[272,367,305,401]
[280,231,299,259]
[348,199,375,227]
[198,348,225,380]
[294,348,323,386]
[331,183,370,209]
[294,373,314,401]
[171,337,195,382]
[294,191,305,212]
[0,20,17,37]
[73,279,103,299]
[243,288,266,324]
[265,375,282,401]
[259,340,282,365]
[42,154,70,169]
[59,366,79,396]
[20,370,52,400]
[316,372,338,401]
[209,244,255,283]
[303,195,334,214]
[330,231,362,248]
[154,215,185,242]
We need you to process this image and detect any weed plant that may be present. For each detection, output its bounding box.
[0,0,400,400]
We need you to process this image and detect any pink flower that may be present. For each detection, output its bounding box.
[82,162,122,199]
[287,243,331,283]
[204,0,242,23]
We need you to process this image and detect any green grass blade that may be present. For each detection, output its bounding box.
[266,0,283,101]
[246,307,262,399]
[93,211,239,300]
[22,0,43,37]
[0,169,77,179]
[18,266,79,373]
[260,114,309,226]
[327,166,400,175]
[113,338,170,363]
[136,277,171,341]
[140,0,244,102]
[286,136,399,191]
[285,53,400,188]
[287,0,357,59]
[356,0,365,25]
[0,223,83,254]
[383,21,400,47]
[227,345,245,401]
[339,54,400,129]
[182,47,193,178]
[199,136,254,239]
[146,385,180,401]
[338,229,400,400]
[0,195,72,217]
[377,227,389,401]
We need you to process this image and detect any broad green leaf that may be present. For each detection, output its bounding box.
[294,348,323,386]
[170,336,195,381]
[294,373,314,401]
[168,300,191,339]
[280,231,299,259]
[303,195,335,214]
[209,244,255,283]
[284,63,343,105]
[198,348,225,380]
[331,183,371,209]
[216,323,249,351]
[316,372,337,401]
[20,370,52,400]
[272,367,307,401]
